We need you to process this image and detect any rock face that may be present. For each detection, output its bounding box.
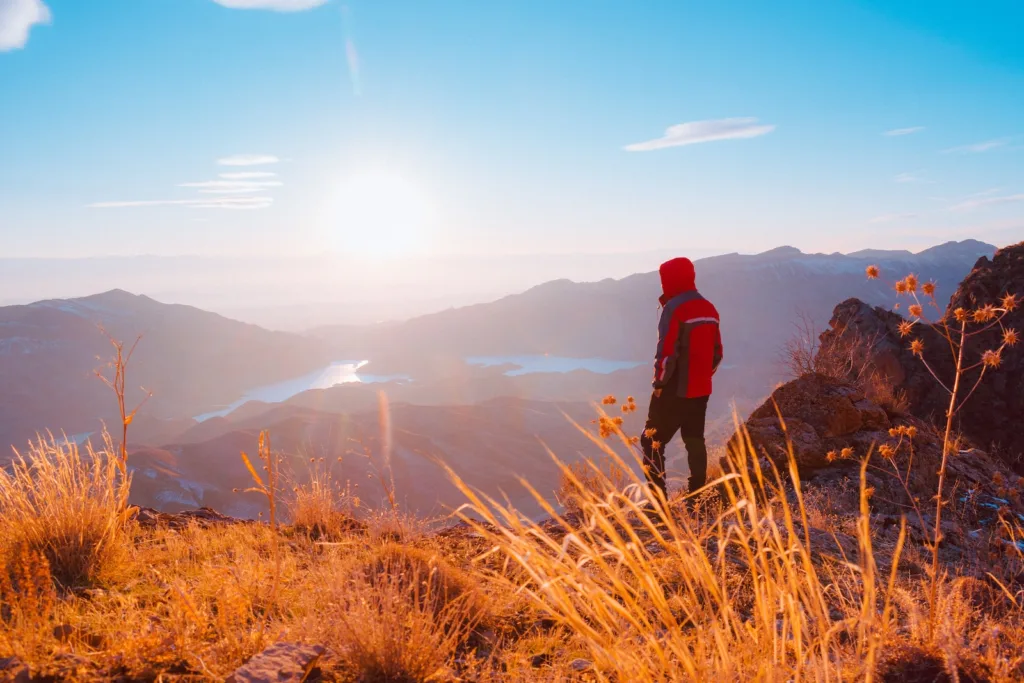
[821,241,1024,473]
[743,376,891,471]
[727,374,1024,565]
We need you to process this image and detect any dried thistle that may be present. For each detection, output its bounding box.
[898,320,915,337]
[908,304,923,318]
[922,281,936,296]
[1004,328,1019,347]
[973,304,997,323]
[904,274,919,293]
[866,265,880,279]
[1003,293,1018,312]
[910,338,925,356]
[982,349,1002,369]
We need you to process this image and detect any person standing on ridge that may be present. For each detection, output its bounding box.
[640,257,723,503]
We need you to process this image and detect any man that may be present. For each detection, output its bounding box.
[640,257,723,502]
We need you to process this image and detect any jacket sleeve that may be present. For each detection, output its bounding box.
[653,305,681,389]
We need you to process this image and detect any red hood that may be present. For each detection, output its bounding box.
[659,257,696,305]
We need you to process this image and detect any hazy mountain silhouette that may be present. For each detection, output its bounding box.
[0,290,330,454]
[316,241,994,374]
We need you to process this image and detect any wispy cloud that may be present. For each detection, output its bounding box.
[0,0,50,51]
[210,0,328,11]
[89,156,282,210]
[894,172,926,184]
[948,193,1024,212]
[342,4,361,96]
[217,154,280,166]
[88,197,274,210]
[884,127,924,137]
[869,212,918,224]
[199,188,268,194]
[624,117,776,151]
[179,180,282,189]
[219,171,277,179]
[941,139,1009,154]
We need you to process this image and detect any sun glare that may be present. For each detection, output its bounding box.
[333,171,435,258]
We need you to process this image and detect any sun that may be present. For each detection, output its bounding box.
[333,171,435,258]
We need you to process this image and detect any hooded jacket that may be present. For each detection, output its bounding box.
[653,257,723,398]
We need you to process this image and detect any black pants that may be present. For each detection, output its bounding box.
[640,392,709,500]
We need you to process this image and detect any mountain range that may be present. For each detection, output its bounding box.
[0,239,997,515]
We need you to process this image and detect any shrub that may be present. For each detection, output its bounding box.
[289,458,361,540]
[0,433,130,590]
[309,543,486,682]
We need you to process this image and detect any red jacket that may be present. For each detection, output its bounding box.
[653,258,723,398]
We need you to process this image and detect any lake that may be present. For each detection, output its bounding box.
[195,355,646,421]
[195,360,400,421]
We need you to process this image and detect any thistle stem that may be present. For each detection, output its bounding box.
[928,320,965,638]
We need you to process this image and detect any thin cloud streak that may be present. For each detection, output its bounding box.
[179,180,282,189]
[219,172,277,179]
[199,188,267,194]
[948,193,1024,212]
[942,139,1009,154]
[624,117,776,151]
[217,154,280,166]
[884,127,924,136]
[210,0,328,11]
[88,197,273,210]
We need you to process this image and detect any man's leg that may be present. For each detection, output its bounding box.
[640,391,680,503]
[680,396,710,493]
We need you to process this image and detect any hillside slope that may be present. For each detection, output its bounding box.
[0,290,330,454]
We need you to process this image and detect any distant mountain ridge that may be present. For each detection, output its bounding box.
[0,289,331,454]
[315,240,996,373]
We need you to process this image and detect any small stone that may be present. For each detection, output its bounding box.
[227,642,325,683]
[570,658,593,672]
[0,657,31,683]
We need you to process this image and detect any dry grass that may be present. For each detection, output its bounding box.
[0,411,1022,680]
[0,433,131,590]
[556,454,633,516]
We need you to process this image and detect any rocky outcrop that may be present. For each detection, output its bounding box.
[821,241,1024,472]
[726,374,1024,565]
[742,376,891,471]
[130,505,250,529]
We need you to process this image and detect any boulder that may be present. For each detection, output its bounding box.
[736,375,890,472]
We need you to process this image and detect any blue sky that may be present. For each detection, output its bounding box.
[1,0,1022,259]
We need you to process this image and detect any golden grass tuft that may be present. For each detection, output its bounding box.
[0,433,130,590]
[303,542,487,682]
